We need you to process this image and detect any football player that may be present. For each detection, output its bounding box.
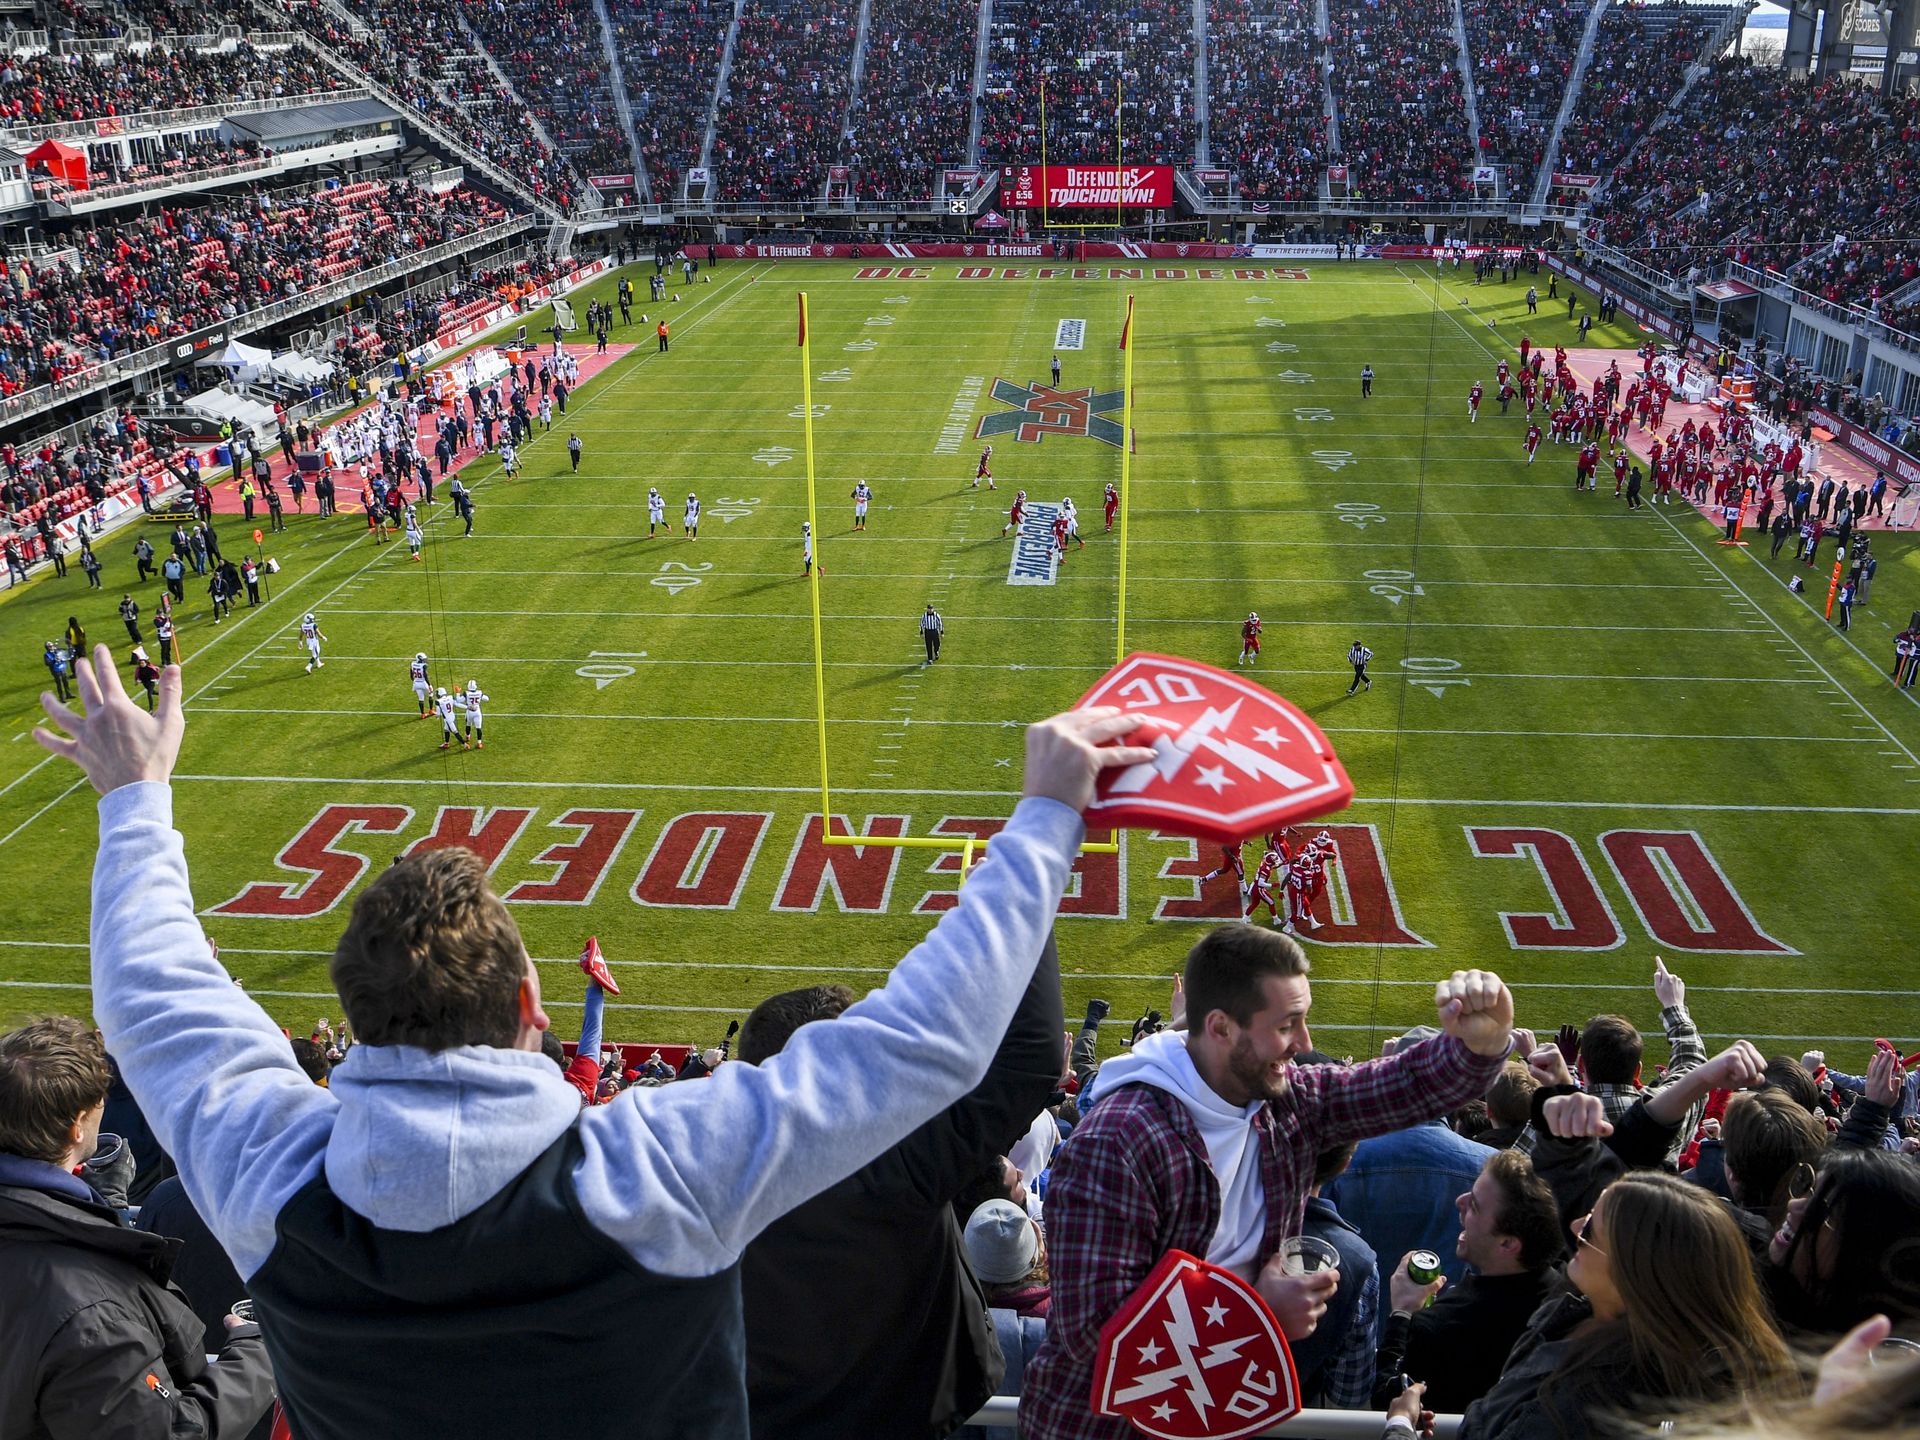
[802,522,820,577]
[972,444,995,490]
[1104,482,1119,532]
[435,686,461,750]
[1239,612,1262,667]
[1244,843,1286,926]
[647,486,670,538]
[409,652,432,717]
[1060,497,1084,551]
[462,679,490,750]
[299,613,327,674]
[684,491,701,540]
[1001,489,1027,538]
[1199,842,1245,887]
[851,482,872,532]
[404,504,424,561]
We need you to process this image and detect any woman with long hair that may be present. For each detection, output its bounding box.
[1767,1146,1920,1340]
[1461,1171,1798,1438]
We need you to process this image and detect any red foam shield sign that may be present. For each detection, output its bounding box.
[1092,1250,1300,1439]
[1076,653,1352,845]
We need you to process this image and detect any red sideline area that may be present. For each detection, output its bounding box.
[199,342,634,516]
[562,1041,692,1076]
[1557,346,1902,532]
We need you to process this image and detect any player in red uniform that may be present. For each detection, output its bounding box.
[972,445,996,490]
[1104,481,1119,532]
[1303,833,1332,923]
[1238,611,1263,666]
[1052,511,1070,555]
[1468,381,1483,421]
[1576,441,1599,492]
[1524,422,1542,462]
[1613,448,1630,497]
[1000,488,1027,537]
[1200,842,1245,886]
[1244,844,1286,925]
[1496,358,1510,386]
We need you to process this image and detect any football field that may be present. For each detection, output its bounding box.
[3,258,1919,1061]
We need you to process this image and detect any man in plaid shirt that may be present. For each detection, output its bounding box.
[1018,928,1516,1440]
[1513,958,1707,1165]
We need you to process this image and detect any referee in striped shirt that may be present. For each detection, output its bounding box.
[1346,640,1373,695]
[920,604,944,665]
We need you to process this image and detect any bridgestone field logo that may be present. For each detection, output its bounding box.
[1007,501,1061,586]
[976,378,1126,448]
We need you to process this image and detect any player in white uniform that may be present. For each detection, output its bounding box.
[802,522,820,577]
[410,652,432,716]
[851,482,871,532]
[1060,496,1085,550]
[499,442,520,481]
[684,492,701,540]
[538,395,553,430]
[299,613,327,674]
[404,504,424,561]
[647,487,670,537]
[462,679,490,750]
[434,686,461,750]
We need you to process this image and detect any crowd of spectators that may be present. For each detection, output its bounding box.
[1588,58,1920,303]
[0,177,510,399]
[978,0,1195,167]
[1327,0,1470,201]
[4,699,1917,1440]
[1206,0,1325,203]
[841,0,975,202]
[1462,0,1586,196]
[0,39,340,127]
[269,0,587,210]
[1555,3,1719,180]
[1791,240,1920,337]
[610,0,730,199]
[463,0,632,180]
[711,0,858,203]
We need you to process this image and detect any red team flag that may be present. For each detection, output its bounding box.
[1091,1250,1301,1440]
[796,293,807,347]
[1118,294,1134,351]
[1075,653,1352,845]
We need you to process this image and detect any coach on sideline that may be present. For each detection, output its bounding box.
[34,645,1155,1439]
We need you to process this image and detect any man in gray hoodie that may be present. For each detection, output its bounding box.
[34,644,1155,1439]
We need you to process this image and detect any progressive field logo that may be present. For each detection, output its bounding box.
[1007,501,1061,586]
[976,377,1126,448]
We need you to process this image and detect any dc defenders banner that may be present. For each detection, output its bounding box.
[1003,165,1176,209]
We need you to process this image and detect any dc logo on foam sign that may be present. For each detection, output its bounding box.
[976,378,1127,448]
[1075,654,1353,844]
[1092,1251,1300,1439]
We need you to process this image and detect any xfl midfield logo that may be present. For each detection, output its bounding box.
[976,378,1127,448]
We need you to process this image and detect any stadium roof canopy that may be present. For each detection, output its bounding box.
[226,98,398,144]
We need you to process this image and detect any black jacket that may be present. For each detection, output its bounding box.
[0,1158,275,1439]
[741,933,1064,1439]
[1374,1266,1560,1413]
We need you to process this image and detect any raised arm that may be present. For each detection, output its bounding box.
[40,647,335,1280]
[574,709,1153,1275]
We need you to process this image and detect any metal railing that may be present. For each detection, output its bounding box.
[962,1399,1461,1437]
[38,153,285,210]
[1571,236,1694,301]
[0,216,531,428]
[1724,259,1920,354]
[0,86,360,145]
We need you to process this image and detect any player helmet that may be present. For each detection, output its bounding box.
[1249,611,1259,622]
[303,613,314,624]
[415,652,427,663]
[466,679,478,693]
[435,686,447,699]
[1313,829,1333,849]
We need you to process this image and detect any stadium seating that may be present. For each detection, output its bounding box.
[710,0,859,203]
[1205,0,1326,203]
[1461,0,1586,196]
[0,179,511,399]
[1327,0,1469,202]
[977,0,1195,168]
[841,0,975,201]
[1588,58,1920,306]
[274,0,587,210]
[0,40,341,125]
[463,0,633,181]
[609,0,730,198]
[1554,3,1717,181]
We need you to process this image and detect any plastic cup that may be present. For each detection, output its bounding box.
[1277,1235,1340,1277]
[229,1299,255,1323]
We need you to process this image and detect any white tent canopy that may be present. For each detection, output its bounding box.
[183,386,280,437]
[210,338,334,386]
[213,339,272,371]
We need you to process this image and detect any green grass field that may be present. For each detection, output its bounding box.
[4,258,1919,1069]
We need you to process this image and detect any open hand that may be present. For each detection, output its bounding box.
[1556,1023,1582,1070]
[1866,1045,1904,1108]
[35,644,184,794]
[1814,1314,1892,1404]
